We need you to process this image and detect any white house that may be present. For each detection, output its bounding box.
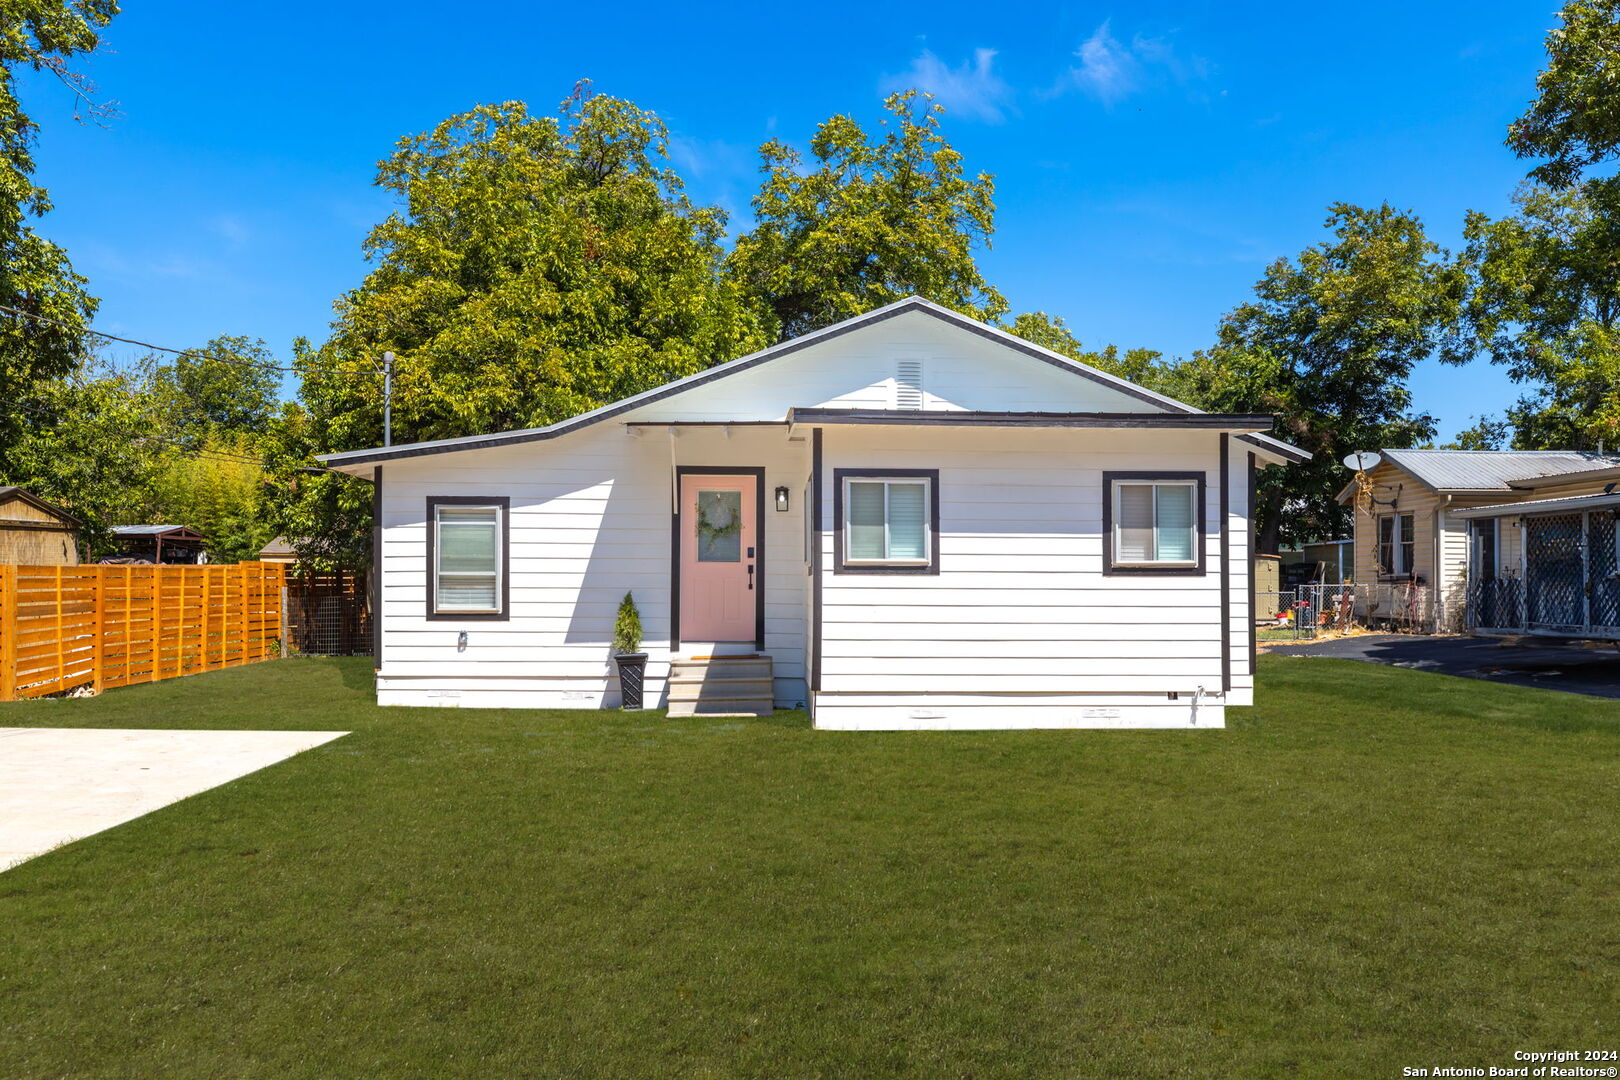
[317,297,1307,729]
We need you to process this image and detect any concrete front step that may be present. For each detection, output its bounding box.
[667,698,775,717]
[666,655,774,717]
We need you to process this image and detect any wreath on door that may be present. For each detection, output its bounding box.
[696,491,743,544]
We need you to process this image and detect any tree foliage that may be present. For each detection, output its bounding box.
[727,92,1006,340]
[1445,183,1620,448]
[144,335,280,448]
[1507,0,1620,187]
[0,0,114,478]
[1007,311,1172,389]
[1184,204,1462,549]
[139,432,275,563]
[300,88,771,457]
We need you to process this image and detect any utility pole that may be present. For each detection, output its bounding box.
[382,351,394,447]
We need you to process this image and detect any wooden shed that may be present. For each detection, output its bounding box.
[0,487,81,565]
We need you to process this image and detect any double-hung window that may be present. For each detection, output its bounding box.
[835,470,938,574]
[1377,512,1415,577]
[429,497,508,617]
[1105,473,1203,574]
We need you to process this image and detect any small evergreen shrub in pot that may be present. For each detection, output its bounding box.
[612,592,647,710]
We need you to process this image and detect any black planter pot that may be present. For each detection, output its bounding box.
[613,652,648,710]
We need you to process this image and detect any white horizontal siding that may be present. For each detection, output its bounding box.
[377,424,811,707]
[814,426,1247,705]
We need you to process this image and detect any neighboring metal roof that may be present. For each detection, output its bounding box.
[1381,449,1620,492]
[111,524,204,538]
[1453,490,1620,519]
[316,296,1310,470]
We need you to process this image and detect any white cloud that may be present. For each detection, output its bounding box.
[881,48,1013,123]
[1050,21,1210,105]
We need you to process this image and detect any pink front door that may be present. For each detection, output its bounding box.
[679,474,756,643]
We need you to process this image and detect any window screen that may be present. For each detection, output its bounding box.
[435,505,501,612]
[1112,481,1197,566]
[845,478,931,563]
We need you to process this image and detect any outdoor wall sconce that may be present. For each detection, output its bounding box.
[775,486,790,512]
[457,631,468,651]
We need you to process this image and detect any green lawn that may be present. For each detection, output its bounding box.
[1,657,1617,1079]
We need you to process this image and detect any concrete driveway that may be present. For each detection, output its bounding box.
[1266,634,1620,700]
[0,727,346,870]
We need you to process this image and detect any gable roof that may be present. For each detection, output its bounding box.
[1380,449,1620,492]
[317,296,1308,471]
[0,486,81,527]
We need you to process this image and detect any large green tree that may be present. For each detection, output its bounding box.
[1444,183,1620,448]
[7,365,155,552]
[300,88,771,455]
[727,91,1006,340]
[1445,3,1620,448]
[1007,311,1173,389]
[1181,204,1462,551]
[143,334,281,449]
[1507,0,1620,187]
[0,0,115,482]
[284,88,771,565]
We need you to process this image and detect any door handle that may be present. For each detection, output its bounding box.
[747,564,755,590]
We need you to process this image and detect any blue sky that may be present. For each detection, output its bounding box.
[18,1,1559,441]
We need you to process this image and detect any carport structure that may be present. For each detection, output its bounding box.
[1455,490,1620,639]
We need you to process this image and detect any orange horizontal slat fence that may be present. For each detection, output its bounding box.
[0,561,285,701]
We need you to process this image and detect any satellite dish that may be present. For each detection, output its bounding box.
[1343,451,1382,473]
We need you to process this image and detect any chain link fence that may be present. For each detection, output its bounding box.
[1258,582,1435,642]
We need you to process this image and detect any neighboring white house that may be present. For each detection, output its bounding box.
[317,297,1307,730]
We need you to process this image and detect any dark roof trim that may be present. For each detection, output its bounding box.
[0,486,82,527]
[788,408,1277,430]
[317,297,1309,468]
[622,420,792,428]
[1238,432,1309,464]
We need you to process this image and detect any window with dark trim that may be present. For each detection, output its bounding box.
[833,468,940,575]
[1102,471,1206,576]
[426,496,510,620]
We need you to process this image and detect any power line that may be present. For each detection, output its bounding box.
[0,303,387,377]
[15,397,278,467]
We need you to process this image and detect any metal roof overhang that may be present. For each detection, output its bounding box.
[1453,492,1620,519]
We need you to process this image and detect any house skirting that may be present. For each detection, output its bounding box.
[810,692,1229,730]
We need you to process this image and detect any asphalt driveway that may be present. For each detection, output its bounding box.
[1266,634,1620,700]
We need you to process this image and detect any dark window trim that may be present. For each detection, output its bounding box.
[670,466,767,651]
[1102,471,1208,577]
[1219,435,1230,692]
[372,466,383,665]
[810,429,823,694]
[832,468,941,576]
[425,495,511,622]
[1247,453,1257,679]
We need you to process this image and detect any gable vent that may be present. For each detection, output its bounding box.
[895,360,925,410]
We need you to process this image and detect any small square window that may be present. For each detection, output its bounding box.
[834,470,938,574]
[1105,474,1204,575]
